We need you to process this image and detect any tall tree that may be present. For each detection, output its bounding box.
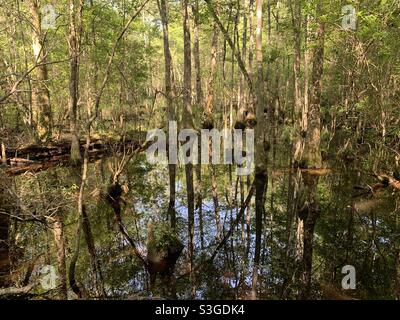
[237,0,249,127]
[300,2,326,299]
[203,21,219,129]
[157,0,177,230]
[192,0,203,107]
[251,0,268,300]
[27,0,52,142]
[182,0,195,297]
[302,11,324,170]
[290,0,303,163]
[68,0,83,163]
[192,0,205,250]
[285,0,305,283]
[203,18,223,240]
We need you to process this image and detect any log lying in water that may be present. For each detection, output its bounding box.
[2,135,148,176]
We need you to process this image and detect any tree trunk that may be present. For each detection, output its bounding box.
[251,0,268,300]
[182,0,195,298]
[211,159,223,240]
[204,0,255,110]
[82,205,105,298]
[27,0,52,142]
[192,0,203,107]
[53,215,68,299]
[157,0,177,230]
[192,0,205,250]
[284,0,304,292]
[302,11,325,169]
[69,215,84,298]
[0,171,11,288]
[300,4,325,299]
[290,0,303,163]
[300,173,320,299]
[237,0,249,127]
[203,21,219,128]
[68,0,83,164]
[202,15,223,241]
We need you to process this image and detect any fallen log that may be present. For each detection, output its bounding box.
[0,283,35,298]
[6,139,102,161]
[3,134,148,176]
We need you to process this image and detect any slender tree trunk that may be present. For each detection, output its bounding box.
[251,0,268,300]
[69,215,84,298]
[1,143,6,165]
[300,4,325,299]
[230,1,239,129]
[203,21,219,128]
[284,0,304,291]
[68,0,83,164]
[246,0,255,129]
[236,0,249,128]
[157,0,177,230]
[27,0,52,142]
[289,13,313,290]
[204,0,255,111]
[300,174,320,299]
[394,200,400,300]
[248,0,254,79]
[182,0,195,297]
[192,0,205,250]
[196,156,205,251]
[290,0,303,163]
[193,0,203,107]
[82,205,105,297]
[203,16,223,242]
[73,103,106,299]
[303,14,311,135]
[245,0,254,269]
[0,171,11,288]
[211,159,223,240]
[88,0,99,121]
[53,214,68,299]
[302,15,324,169]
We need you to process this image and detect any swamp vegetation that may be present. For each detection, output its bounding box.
[0,0,400,300]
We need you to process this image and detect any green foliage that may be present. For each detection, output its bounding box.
[148,221,182,253]
[1,0,400,301]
